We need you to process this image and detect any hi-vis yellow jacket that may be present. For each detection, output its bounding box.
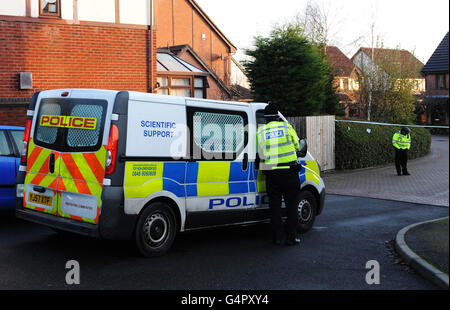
[392,131,411,150]
[257,121,300,169]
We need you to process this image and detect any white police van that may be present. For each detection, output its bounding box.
[16,89,325,257]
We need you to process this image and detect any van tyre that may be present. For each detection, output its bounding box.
[135,202,177,257]
[296,190,317,233]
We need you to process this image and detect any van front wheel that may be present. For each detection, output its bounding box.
[135,202,176,257]
[296,190,317,233]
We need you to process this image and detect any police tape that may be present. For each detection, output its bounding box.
[335,119,449,129]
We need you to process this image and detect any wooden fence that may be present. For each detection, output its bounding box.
[287,115,335,171]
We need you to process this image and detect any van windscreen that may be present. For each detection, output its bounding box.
[34,98,107,152]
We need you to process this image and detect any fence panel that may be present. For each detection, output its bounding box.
[287,115,335,171]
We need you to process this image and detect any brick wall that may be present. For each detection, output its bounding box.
[425,73,450,96]
[156,0,232,88]
[177,51,231,100]
[0,19,157,126]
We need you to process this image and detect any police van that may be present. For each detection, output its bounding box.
[16,89,325,257]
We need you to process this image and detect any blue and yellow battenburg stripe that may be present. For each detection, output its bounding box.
[124,160,320,199]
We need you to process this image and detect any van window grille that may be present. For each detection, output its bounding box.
[36,103,61,144]
[67,104,103,147]
[193,112,244,153]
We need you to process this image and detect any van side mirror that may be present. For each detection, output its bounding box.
[297,139,308,158]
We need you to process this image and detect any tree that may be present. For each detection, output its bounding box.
[294,0,343,48]
[244,25,334,116]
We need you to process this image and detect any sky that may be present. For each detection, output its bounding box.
[195,0,449,64]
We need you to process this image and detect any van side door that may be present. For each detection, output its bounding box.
[184,101,251,229]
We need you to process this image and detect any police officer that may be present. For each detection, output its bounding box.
[257,103,301,246]
[392,127,411,176]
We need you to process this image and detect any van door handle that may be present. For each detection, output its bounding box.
[49,153,55,174]
[242,153,248,171]
[33,186,45,193]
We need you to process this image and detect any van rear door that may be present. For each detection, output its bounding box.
[24,95,109,224]
[24,100,63,215]
[57,100,108,224]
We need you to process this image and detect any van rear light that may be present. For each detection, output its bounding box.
[105,125,119,175]
[21,119,32,165]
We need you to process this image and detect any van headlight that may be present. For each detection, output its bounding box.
[16,184,24,198]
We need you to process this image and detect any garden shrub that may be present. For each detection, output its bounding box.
[335,122,431,170]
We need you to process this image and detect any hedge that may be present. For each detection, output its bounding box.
[335,122,431,170]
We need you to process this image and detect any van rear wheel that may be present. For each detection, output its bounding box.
[296,190,317,233]
[135,202,176,257]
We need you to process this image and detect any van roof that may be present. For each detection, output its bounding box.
[38,89,267,109]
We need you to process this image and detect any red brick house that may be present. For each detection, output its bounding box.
[154,0,236,100]
[0,0,238,126]
[420,32,449,125]
[325,46,362,118]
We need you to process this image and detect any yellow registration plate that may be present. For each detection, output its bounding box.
[28,192,53,207]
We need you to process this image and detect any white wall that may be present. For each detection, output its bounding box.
[78,0,115,23]
[230,58,250,89]
[0,0,26,16]
[120,0,149,25]
[30,0,39,17]
[60,0,73,20]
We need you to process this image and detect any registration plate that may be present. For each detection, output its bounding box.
[28,192,53,207]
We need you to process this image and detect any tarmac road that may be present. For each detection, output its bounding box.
[0,195,448,290]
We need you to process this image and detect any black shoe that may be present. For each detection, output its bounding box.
[286,237,301,246]
[403,171,410,175]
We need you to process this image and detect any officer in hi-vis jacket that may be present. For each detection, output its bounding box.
[257,103,302,246]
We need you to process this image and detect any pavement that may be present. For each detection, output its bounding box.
[323,135,449,289]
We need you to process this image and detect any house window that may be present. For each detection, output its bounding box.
[436,74,446,90]
[339,79,344,90]
[157,76,206,98]
[40,0,61,17]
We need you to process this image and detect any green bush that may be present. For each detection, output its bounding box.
[335,122,431,170]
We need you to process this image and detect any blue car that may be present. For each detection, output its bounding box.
[0,125,24,210]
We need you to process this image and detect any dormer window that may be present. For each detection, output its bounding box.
[40,0,61,18]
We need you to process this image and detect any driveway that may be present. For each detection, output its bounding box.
[323,136,449,207]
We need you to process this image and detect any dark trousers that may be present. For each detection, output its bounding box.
[265,168,300,239]
[395,148,408,175]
